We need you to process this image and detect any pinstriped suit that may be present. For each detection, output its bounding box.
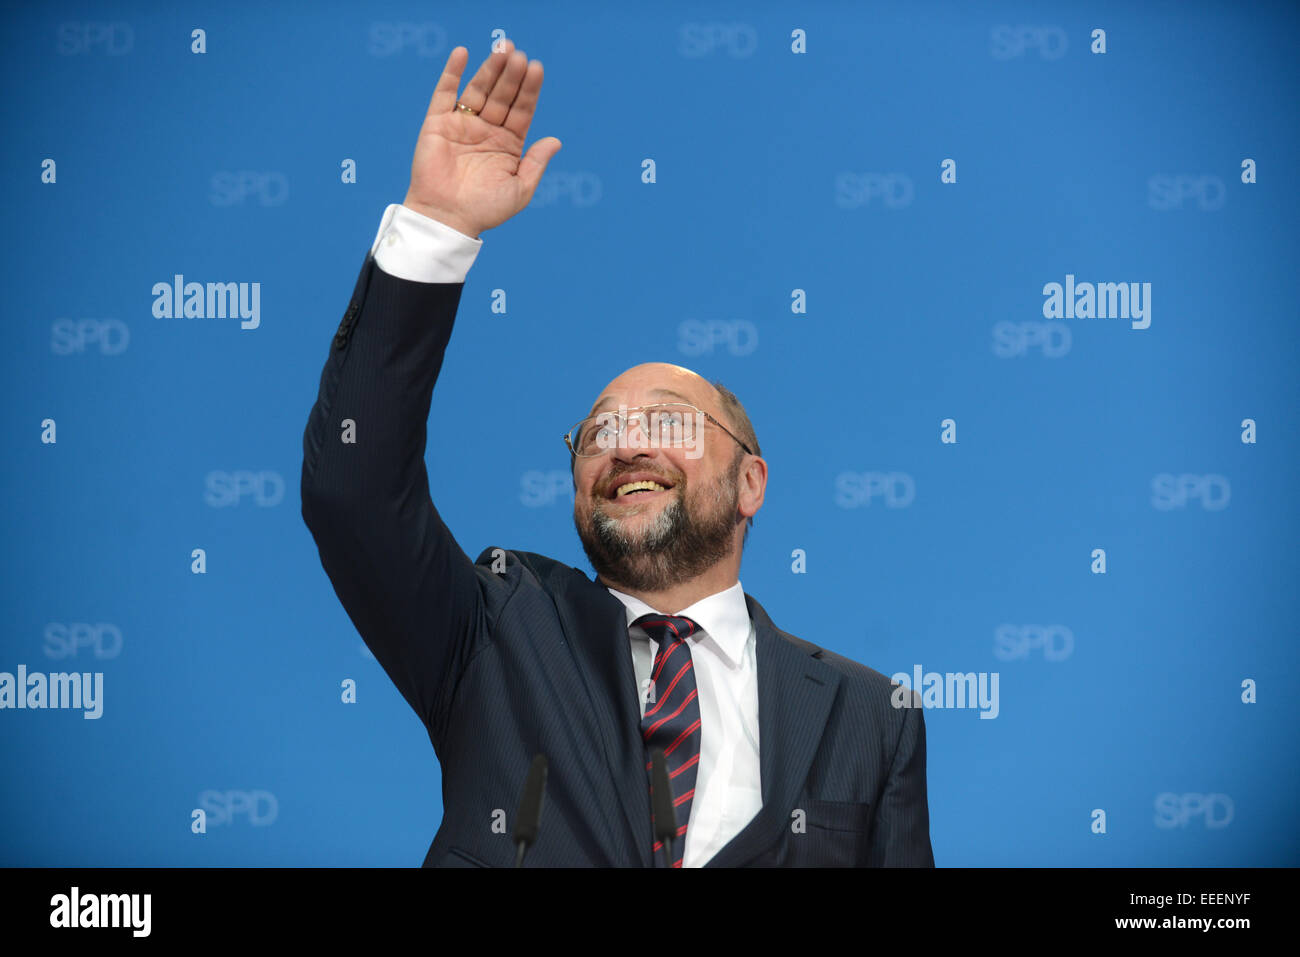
[301,250,936,867]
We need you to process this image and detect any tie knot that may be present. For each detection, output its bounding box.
[632,614,700,645]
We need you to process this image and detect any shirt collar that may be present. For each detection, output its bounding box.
[605,580,751,668]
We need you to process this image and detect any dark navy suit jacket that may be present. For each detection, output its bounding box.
[301,250,935,867]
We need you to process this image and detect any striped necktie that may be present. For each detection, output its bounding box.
[634,613,702,868]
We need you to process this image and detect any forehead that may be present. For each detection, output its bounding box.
[586,375,716,416]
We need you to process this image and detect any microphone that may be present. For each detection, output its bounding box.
[650,748,678,868]
[513,754,548,867]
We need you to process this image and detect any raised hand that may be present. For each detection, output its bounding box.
[402,39,562,239]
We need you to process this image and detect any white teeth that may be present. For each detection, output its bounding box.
[616,480,667,497]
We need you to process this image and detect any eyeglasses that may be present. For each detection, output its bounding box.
[564,402,754,458]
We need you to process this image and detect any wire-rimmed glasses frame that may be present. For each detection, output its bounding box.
[563,402,754,459]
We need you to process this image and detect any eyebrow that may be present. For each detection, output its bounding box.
[587,388,696,417]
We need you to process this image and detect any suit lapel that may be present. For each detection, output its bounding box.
[704,593,841,868]
[554,570,652,865]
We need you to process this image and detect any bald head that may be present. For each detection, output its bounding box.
[587,363,721,420]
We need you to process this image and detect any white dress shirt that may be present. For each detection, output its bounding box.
[367,204,764,865]
[605,581,761,867]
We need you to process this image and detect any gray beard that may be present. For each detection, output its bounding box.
[575,459,742,593]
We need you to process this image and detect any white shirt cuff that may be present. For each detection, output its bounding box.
[370,203,483,283]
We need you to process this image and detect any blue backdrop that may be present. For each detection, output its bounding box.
[3,0,1297,866]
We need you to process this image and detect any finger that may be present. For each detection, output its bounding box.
[517,136,562,198]
[503,59,544,142]
[478,48,528,127]
[458,37,515,112]
[427,46,468,116]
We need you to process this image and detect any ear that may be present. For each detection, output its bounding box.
[737,455,767,520]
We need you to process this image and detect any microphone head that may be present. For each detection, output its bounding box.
[513,754,548,847]
[650,749,678,842]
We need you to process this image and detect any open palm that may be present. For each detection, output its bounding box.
[403,40,561,238]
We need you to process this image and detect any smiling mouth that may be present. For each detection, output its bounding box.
[606,479,675,502]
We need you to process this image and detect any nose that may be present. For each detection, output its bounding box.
[610,412,663,462]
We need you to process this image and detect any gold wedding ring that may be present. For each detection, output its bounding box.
[455,101,478,115]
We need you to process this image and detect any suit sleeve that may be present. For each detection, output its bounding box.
[300,240,496,743]
[868,700,936,866]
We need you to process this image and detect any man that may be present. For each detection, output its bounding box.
[301,39,934,867]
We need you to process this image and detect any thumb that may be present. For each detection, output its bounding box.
[517,136,562,198]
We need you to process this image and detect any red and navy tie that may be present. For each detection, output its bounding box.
[634,613,702,868]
